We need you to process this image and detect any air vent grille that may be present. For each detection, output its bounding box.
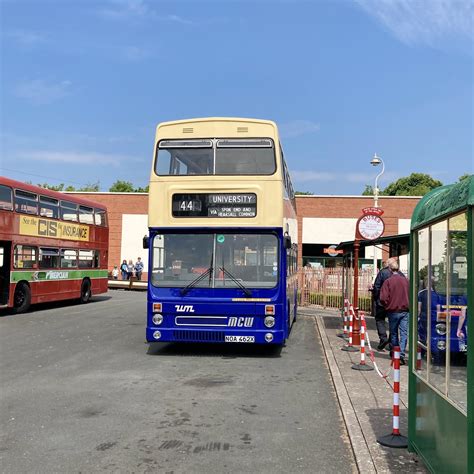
[237,127,248,133]
[182,127,194,133]
[173,330,225,343]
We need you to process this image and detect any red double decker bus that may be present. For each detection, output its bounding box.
[0,177,109,313]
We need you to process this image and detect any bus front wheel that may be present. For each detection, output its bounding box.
[80,279,92,304]
[13,283,31,314]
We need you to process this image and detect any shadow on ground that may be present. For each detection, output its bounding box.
[365,408,427,473]
[147,341,283,358]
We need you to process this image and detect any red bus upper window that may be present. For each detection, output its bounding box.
[60,201,78,222]
[15,190,38,215]
[0,185,13,211]
[94,208,107,226]
[79,206,94,224]
[39,195,59,219]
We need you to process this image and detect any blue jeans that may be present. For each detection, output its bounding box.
[388,311,409,358]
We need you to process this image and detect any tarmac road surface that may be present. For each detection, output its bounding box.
[0,291,355,473]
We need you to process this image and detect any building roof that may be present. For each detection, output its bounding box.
[411,175,474,230]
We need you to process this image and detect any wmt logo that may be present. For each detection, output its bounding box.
[175,305,195,313]
[228,317,254,327]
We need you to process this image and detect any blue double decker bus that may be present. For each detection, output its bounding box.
[145,118,298,345]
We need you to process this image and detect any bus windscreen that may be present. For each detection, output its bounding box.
[151,232,278,288]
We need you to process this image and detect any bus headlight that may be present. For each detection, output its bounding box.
[265,333,273,343]
[153,330,162,340]
[152,314,164,325]
[264,316,275,328]
[437,340,446,351]
[435,323,446,335]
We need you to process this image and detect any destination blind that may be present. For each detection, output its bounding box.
[172,193,257,218]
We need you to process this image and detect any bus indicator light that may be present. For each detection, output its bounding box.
[265,305,275,315]
[153,303,162,313]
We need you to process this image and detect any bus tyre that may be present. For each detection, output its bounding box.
[13,283,31,314]
[80,279,92,304]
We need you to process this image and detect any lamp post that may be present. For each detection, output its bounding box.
[370,153,385,275]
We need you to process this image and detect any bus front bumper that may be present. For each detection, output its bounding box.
[146,327,285,345]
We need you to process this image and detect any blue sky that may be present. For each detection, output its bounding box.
[1,0,473,194]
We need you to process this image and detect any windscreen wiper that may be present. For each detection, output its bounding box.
[219,266,252,297]
[180,266,213,296]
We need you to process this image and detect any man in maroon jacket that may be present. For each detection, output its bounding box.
[380,259,409,365]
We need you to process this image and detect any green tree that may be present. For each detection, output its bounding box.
[295,191,313,195]
[381,173,443,196]
[109,180,135,192]
[458,173,471,182]
[78,182,100,192]
[361,185,374,196]
[38,183,67,191]
[135,185,149,193]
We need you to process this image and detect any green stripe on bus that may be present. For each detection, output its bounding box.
[10,269,108,283]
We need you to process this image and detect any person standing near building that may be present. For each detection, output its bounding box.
[112,265,119,280]
[380,258,410,365]
[120,260,128,280]
[372,259,393,350]
[127,259,134,280]
[135,257,144,281]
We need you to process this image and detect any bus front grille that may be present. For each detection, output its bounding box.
[173,330,225,343]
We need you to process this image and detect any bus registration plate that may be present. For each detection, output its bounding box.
[225,335,255,343]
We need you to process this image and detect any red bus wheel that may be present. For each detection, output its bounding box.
[80,279,91,304]
[13,283,31,314]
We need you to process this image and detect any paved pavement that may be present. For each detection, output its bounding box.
[299,306,428,473]
[1,292,355,473]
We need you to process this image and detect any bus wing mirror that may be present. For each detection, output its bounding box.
[143,235,149,249]
[284,235,292,249]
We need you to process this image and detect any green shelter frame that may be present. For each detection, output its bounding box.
[409,176,473,473]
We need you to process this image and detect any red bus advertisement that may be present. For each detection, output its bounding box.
[0,177,109,313]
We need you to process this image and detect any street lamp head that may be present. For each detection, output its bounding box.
[370,153,382,166]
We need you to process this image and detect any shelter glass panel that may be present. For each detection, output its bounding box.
[447,212,468,412]
[415,227,429,380]
[428,220,448,393]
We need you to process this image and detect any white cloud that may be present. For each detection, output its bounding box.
[14,79,72,105]
[99,0,149,19]
[15,150,137,166]
[279,120,320,139]
[356,0,474,46]
[99,1,193,24]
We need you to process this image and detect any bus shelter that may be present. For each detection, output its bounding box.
[409,176,473,473]
[336,233,410,311]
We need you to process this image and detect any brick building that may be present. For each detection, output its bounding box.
[69,192,420,274]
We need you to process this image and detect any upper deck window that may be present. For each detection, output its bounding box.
[15,190,38,215]
[0,185,13,211]
[60,200,78,222]
[79,205,94,224]
[155,138,276,176]
[39,195,59,219]
[94,208,107,226]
